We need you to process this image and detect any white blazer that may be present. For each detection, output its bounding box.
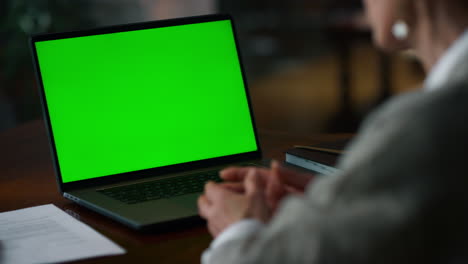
[206,32,468,264]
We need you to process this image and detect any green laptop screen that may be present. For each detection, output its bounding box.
[35,20,258,183]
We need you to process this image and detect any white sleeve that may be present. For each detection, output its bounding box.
[201,219,265,264]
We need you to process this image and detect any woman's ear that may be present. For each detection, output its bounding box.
[386,0,414,51]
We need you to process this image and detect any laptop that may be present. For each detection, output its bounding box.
[30,14,263,231]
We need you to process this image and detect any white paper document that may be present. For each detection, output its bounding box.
[0,204,125,264]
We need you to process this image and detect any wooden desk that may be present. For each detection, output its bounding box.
[0,119,351,263]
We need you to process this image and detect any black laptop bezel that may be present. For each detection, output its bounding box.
[30,14,262,193]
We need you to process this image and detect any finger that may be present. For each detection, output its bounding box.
[244,169,265,198]
[219,182,245,193]
[269,161,285,196]
[219,167,250,181]
[220,166,271,182]
[244,169,272,222]
[272,160,314,191]
[204,181,232,201]
[197,195,211,219]
[266,164,286,210]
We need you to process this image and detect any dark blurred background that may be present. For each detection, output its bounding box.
[0,0,425,134]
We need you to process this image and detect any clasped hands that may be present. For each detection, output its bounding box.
[198,161,314,237]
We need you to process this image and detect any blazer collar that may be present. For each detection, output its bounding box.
[425,29,468,92]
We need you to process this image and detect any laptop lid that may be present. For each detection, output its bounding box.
[30,14,261,193]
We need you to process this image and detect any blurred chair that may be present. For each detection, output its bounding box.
[1,0,97,132]
[323,2,393,132]
[141,0,216,20]
[219,0,388,132]
[219,0,327,78]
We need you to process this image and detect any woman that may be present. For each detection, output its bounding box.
[198,0,468,263]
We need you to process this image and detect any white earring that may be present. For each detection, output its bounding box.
[392,20,409,40]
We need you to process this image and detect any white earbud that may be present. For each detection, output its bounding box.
[392,20,409,40]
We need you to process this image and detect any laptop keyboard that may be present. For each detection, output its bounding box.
[98,170,222,204]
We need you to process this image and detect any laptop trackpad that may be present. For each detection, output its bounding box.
[131,193,200,224]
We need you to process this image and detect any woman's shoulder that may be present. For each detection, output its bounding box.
[413,77,468,122]
[349,79,468,165]
[363,77,468,129]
